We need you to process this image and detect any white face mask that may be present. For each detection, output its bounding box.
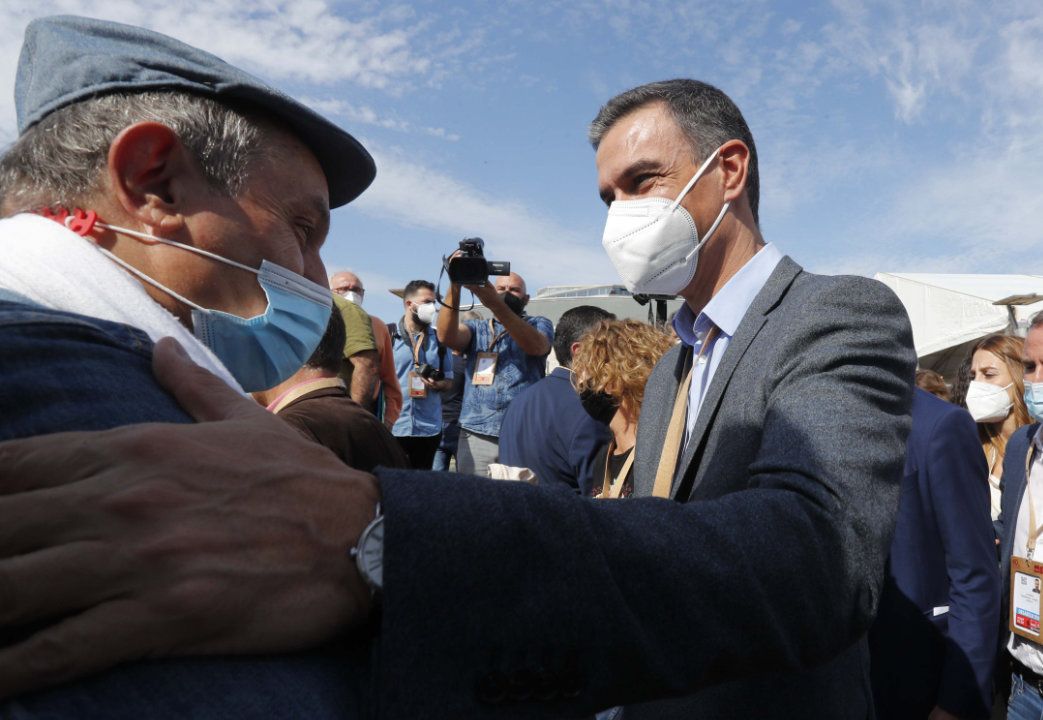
[601,146,730,296]
[342,290,364,306]
[415,301,438,325]
[965,380,1014,423]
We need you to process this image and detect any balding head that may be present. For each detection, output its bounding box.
[329,270,365,303]
[494,272,527,299]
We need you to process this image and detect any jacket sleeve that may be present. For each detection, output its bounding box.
[372,277,915,719]
[928,407,999,717]
[567,417,610,496]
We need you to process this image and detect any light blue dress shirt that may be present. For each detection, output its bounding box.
[671,243,784,445]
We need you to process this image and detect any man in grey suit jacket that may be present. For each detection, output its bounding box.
[0,75,914,719]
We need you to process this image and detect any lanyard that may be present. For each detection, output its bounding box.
[601,443,636,499]
[486,319,509,353]
[651,325,719,499]
[410,326,427,368]
[1027,442,1043,557]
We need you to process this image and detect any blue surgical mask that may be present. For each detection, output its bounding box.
[1025,382,1043,422]
[85,219,332,392]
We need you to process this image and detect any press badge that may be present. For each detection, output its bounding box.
[1011,556,1043,641]
[472,352,498,386]
[408,372,427,398]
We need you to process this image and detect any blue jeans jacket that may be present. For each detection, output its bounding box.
[0,302,367,719]
[458,315,553,437]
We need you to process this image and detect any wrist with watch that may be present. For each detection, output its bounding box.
[350,502,384,595]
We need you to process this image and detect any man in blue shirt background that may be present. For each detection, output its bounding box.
[499,305,614,494]
[437,270,554,477]
[391,280,453,469]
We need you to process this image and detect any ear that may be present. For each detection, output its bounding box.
[106,122,194,235]
[716,138,750,207]
[570,341,582,358]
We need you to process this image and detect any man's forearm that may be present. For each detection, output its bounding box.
[485,293,550,356]
[435,284,468,352]
[349,350,379,409]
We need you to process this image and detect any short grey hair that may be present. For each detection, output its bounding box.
[589,79,760,224]
[1030,310,1043,331]
[0,91,269,215]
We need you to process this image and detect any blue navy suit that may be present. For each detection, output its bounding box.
[868,389,999,719]
[498,366,610,495]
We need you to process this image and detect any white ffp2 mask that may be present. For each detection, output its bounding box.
[601,147,730,296]
[965,380,1014,423]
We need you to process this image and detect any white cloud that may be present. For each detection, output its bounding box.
[299,97,459,141]
[353,146,616,289]
[0,0,443,143]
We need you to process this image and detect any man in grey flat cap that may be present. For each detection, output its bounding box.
[0,16,378,716]
[0,15,915,720]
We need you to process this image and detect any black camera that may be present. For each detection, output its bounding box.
[415,363,445,382]
[446,237,510,287]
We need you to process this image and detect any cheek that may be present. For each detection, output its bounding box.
[303,251,327,286]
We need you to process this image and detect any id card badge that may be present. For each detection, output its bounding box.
[472,352,498,386]
[408,372,427,398]
[1011,555,1043,641]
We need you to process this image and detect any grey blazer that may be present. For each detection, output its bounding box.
[373,256,916,719]
[624,256,916,718]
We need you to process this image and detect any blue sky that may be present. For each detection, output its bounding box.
[1,0,1041,322]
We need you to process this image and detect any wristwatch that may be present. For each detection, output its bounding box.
[350,503,384,594]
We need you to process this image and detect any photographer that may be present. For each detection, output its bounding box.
[391,280,454,469]
[437,257,553,477]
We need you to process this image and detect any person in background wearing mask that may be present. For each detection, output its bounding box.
[966,334,1032,521]
[570,319,674,499]
[497,305,615,495]
[329,269,401,424]
[390,279,453,469]
[253,310,409,472]
[437,270,554,477]
[996,313,1043,715]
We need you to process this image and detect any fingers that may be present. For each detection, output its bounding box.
[0,487,90,556]
[0,431,104,494]
[0,541,128,628]
[152,337,268,423]
[0,599,156,699]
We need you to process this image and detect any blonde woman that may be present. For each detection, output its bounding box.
[571,319,674,498]
[966,334,1032,520]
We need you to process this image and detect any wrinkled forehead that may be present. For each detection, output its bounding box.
[330,272,363,290]
[496,273,526,294]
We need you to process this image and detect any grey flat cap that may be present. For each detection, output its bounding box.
[15,15,376,208]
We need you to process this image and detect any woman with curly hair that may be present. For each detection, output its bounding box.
[965,333,1033,520]
[570,319,675,499]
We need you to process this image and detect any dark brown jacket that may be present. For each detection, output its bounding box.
[277,386,408,472]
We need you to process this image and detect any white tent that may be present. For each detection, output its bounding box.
[874,273,1043,379]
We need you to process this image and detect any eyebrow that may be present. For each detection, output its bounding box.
[598,158,663,206]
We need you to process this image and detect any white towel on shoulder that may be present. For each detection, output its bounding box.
[0,213,242,391]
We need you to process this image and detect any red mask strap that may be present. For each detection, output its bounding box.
[38,206,98,237]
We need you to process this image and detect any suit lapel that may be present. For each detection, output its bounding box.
[670,257,803,499]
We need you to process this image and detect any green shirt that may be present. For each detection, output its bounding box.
[332,293,377,384]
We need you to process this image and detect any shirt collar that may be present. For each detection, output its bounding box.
[672,243,784,346]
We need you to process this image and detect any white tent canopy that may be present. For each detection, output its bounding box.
[874,273,1043,377]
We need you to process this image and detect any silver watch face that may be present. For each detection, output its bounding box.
[356,514,384,590]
